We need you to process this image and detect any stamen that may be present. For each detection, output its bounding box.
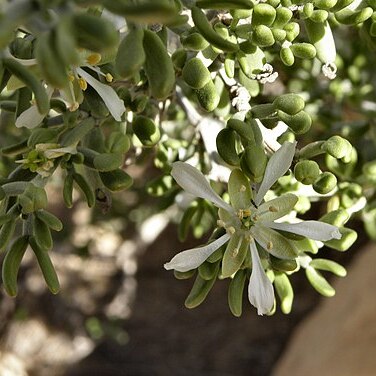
[217,220,225,227]
[252,215,259,222]
[243,209,251,217]
[105,73,113,83]
[68,73,75,82]
[87,53,102,66]
[232,248,239,257]
[269,206,278,212]
[239,185,246,192]
[245,234,253,242]
[227,226,236,235]
[78,77,88,91]
[267,241,273,250]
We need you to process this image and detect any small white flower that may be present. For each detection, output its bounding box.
[164,142,342,315]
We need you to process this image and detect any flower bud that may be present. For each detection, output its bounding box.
[273,93,305,115]
[284,22,300,42]
[313,0,338,9]
[320,209,349,227]
[303,3,314,17]
[321,135,352,159]
[252,4,277,27]
[309,9,329,23]
[290,43,317,59]
[306,267,335,297]
[273,8,293,28]
[252,25,275,47]
[277,110,312,134]
[294,160,320,185]
[280,47,295,66]
[313,171,337,194]
[324,227,357,251]
[272,29,287,42]
[274,272,294,314]
[182,57,212,89]
[309,259,346,277]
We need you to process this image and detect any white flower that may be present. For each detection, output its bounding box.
[164,142,342,315]
[76,67,125,121]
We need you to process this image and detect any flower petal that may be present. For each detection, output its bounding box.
[164,233,230,272]
[15,105,45,129]
[251,224,298,259]
[248,240,274,315]
[264,220,342,241]
[76,67,125,121]
[171,162,233,212]
[257,193,298,222]
[255,141,296,206]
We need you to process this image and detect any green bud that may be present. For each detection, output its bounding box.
[195,80,220,112]
[320,209,349,227]
[252,4,277,26]
[231,9,253,19]
[272,28,287,42]
[290,43,317,59]
[322,136,352,159]
[313,0,338,9]
[273,93,305,115]
[309,259,346,277]
[252,25,275,47]
[335,7,373,25]
[33,216,53,251]
[36,210,63,232]
[309,9,329,23]
[324,227,357,251]
[306,266,335,297]
[274,272,294,314]
[303,3,314,17]
[182,58,212,89]
[280,47,295,66]
[284,22,300,42]
[181,32,210,51]
[313,172,337,194]
[273,8,293,28]
[294,160,320,185]
[277,110,312,134]
[227,119,255,142]
[132,116,161,147]
[216,128,240,166]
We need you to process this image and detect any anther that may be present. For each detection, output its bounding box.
[269,206,278,212]
[86,53,102,66]
[105,73,113,83]
[78,78,87,91]
[240,185,246,192]
[232,248,239,257]
[267,241,273,250]
[217,220,225,227]
[227,226,236,235]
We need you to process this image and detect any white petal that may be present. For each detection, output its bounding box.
[171,162,234,212]
[76,67,125,121]
[248,240,274,315]
[255,141,296,206]
[15,87,53,128]
[15,105,45,129]
[44,146,77,159]
[164,233,230,272]
[264,220,342,241]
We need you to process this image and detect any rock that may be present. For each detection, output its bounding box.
[273,244,376,376]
